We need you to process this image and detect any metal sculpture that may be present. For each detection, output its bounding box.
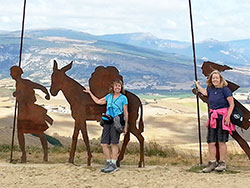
[193,61,250,159]
[10,66,53,162]
[50,60,144,167]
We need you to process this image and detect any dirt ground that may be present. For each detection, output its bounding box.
[0,162,249,188]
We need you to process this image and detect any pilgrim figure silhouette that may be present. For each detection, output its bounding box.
[10,66,53,162]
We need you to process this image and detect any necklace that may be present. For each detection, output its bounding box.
[214,88,218,95]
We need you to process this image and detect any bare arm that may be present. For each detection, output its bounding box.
[83,88,106,105]
[123,104,128,134]
[194,81,208,96]
[225,96,234,125]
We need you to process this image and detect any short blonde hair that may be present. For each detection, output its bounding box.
[109,79,125,94]
[206,70,228,88]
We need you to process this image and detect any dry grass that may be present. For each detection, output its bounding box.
[0,140,248,170]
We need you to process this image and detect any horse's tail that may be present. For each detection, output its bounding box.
[138,102,144,133]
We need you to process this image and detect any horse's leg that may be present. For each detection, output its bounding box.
[17,130,26,163]
[69,125,80,163]
[38,133,48,162]
[117,132,130,167]
[131,128,145,167]
[79,121,92,166]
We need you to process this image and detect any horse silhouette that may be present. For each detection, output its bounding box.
[50,60,144,167]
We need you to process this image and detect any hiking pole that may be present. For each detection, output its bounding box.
[188,0,202,165]
[10,0,27,163]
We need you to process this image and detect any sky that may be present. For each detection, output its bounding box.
[0,0,250,42]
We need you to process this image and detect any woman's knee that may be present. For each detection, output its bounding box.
[101,143,108,148]
[110,144,119,147]
[218,142,226,146]
[110,144,119,151]
[208,142,216,147]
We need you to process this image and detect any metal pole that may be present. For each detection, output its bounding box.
[10,0,27,163]
[188,0,202,164]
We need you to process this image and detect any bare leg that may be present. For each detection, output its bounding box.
[218,142,227,161]
[69,126,80,163]
[17,131,26,163]
[39,133,48,162]
[101,144,111,160]
[110,144,119,160]
[208,142,216,161]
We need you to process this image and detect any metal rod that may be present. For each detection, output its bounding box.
[10,0,27,163]
[188,0,203,164]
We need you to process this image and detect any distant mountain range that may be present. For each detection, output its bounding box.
[98,33,250,67]
[0,28,249,92]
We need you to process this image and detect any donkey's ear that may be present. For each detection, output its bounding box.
[53,60,58,71]
[61,61,73,73]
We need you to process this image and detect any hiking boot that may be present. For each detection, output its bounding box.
[202,161,217,173]
[215,161,226,172]
[103,162,119,173]
[100,161,112,172]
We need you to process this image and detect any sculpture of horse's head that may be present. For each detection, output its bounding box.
[50,60,73,96]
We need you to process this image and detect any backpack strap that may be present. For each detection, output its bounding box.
[112,94,123,114]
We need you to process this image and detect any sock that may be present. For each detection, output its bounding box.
[209,160,216,163]
[111,159,117,164]
[107,159,111,163]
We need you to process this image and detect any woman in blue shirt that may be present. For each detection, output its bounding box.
[84,79,128,173]
[195,70,234,173]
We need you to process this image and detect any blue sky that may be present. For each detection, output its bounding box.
[0,0,250,42]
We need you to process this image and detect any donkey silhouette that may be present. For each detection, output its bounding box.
[50,60,144,167]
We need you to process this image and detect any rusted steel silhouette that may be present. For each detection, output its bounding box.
[10,66,53,162]
[201,61,232,77]
[50,60,144,167]
[193,61,250,158]
[89,66,122,98]
[201,61,239,92]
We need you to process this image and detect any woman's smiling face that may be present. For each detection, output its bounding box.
[212,73,221,87]
[113,83,122,93]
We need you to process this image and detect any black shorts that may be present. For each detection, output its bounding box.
[207,114,229,143]
[101,123,121,145]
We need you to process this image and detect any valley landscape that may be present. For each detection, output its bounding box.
[0,29,250,187]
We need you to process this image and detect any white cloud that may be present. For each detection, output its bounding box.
[0,16,10,23]
[0,0,250,41]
